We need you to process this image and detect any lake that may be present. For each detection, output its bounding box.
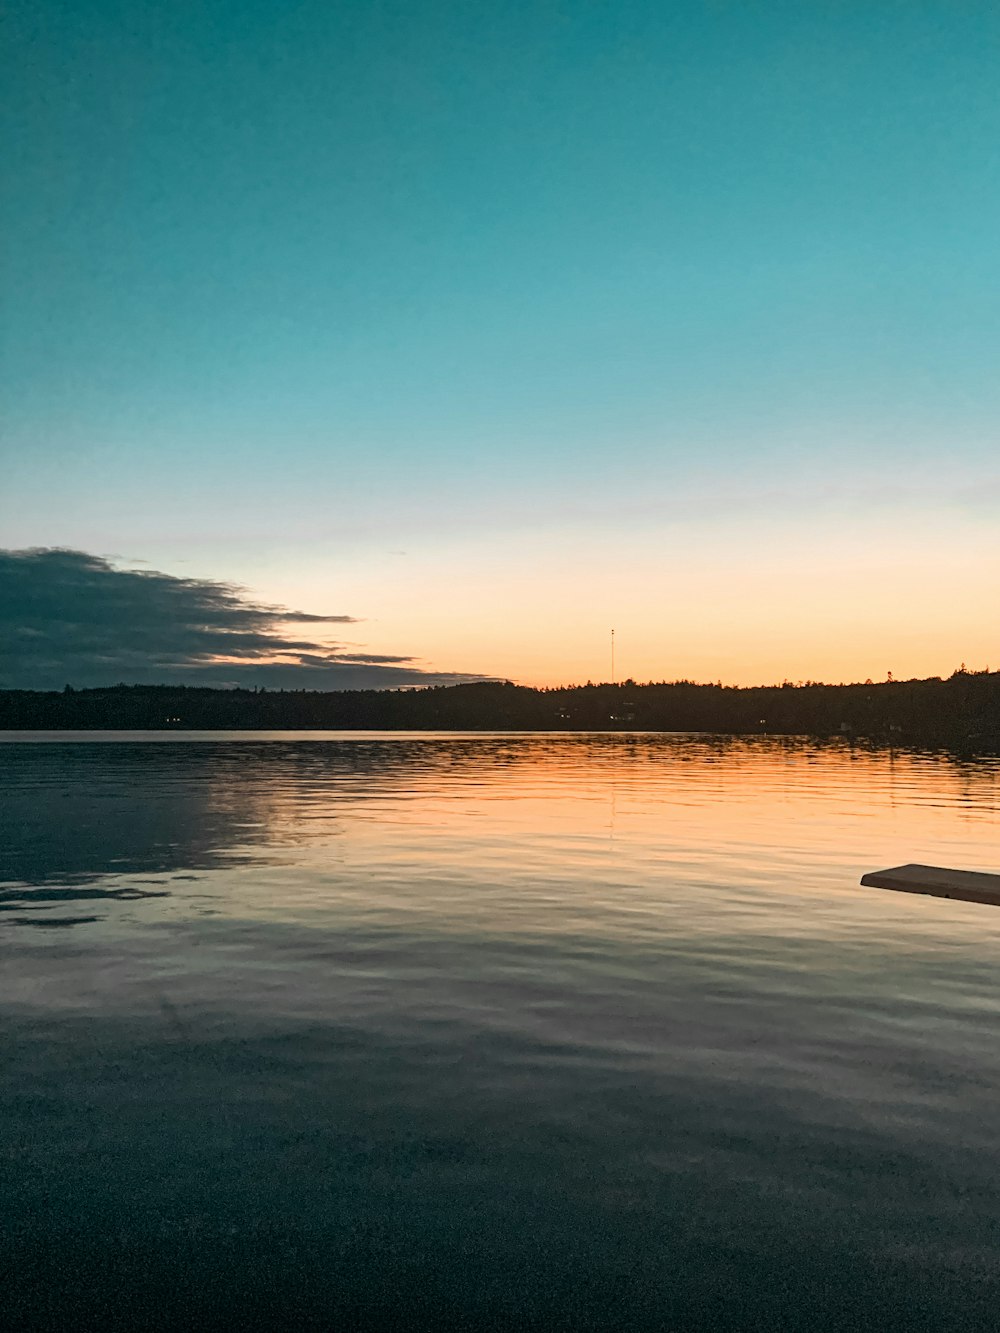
[3,732,1000,1330]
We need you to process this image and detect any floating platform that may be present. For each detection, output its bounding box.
[861,863,1000,907]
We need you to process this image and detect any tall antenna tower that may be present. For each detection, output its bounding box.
[611,628,615,684]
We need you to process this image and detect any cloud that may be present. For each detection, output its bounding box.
[0,548,483,690]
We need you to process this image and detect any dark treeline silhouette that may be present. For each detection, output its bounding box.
[3,667,1000,750]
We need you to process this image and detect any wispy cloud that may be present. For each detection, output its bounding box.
[0,548,482,689]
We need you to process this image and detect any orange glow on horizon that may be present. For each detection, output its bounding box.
[227,506,999,692]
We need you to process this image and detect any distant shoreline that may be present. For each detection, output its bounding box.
[2,673,999,752]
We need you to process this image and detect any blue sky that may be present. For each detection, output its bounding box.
[3,1,999,685]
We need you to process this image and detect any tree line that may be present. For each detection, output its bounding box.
[2,668,999,750]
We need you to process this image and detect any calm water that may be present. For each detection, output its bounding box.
[4,732,1000,1330]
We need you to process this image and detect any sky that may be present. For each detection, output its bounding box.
[3,0,999,688]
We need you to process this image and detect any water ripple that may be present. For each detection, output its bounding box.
[2,733,1000,1329]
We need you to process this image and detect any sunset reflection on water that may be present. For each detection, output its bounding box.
[4,733,1000,1330]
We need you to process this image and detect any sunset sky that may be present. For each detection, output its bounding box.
[4,1,998,688]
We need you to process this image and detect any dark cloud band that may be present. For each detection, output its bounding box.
[0,548,480,690]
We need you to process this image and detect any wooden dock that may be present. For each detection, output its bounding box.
[861,863,1000,907]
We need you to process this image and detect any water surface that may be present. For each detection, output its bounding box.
[4,733,1000,1330]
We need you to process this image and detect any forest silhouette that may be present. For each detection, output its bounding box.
[3,667,999,751]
